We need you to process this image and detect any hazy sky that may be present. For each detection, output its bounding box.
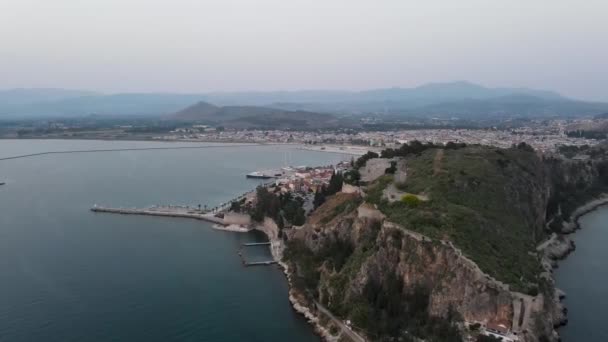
[1,0,607,100]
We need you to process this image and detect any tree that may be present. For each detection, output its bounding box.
[343,169,361,185]
[354,151,379,169]
[326,172,343,195]
[385,161,397,174]
[251,186,281,222]
[229,201,240,212]
[516,142,535,152]
[313,187,327,209]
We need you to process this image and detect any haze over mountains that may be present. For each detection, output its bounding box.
[172,102,342,129]
[1,81,607,120]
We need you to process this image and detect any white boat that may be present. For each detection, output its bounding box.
[246,172,274,179]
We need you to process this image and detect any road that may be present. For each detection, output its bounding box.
[314,301,366,342]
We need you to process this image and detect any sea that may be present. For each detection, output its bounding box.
[555,207,608,342]
[0,139,348,342]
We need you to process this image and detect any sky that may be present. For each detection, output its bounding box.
[1,0,607,101]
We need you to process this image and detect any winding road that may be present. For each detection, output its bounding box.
[314,301,366,342]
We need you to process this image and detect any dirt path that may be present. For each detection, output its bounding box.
[433,149,444,176]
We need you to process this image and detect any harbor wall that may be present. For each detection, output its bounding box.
[223,212,252,226]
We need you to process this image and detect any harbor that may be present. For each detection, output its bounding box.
[90,162,347,271]
[0,138,348,342]
[90,178,282,267]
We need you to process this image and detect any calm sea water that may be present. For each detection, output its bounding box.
[555,207,608,342]
[0,139,347,342]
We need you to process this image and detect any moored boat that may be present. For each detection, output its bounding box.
[246,172,274,179]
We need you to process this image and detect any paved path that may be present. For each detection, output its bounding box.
[314,301,366,342]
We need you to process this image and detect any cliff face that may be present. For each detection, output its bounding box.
[287,200,563,342]
[285,145,608,342]
[362,222,514,324]
[545,155,608,232]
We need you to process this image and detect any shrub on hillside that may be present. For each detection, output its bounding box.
[401,194,421,207]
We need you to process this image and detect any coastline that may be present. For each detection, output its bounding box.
[90,205,344,340]
[562,195,608,233]
[540,194,608,333]
[277,259,342,342]
[539,194,608,261]
[249,217,349,341]
[0,137,373,161]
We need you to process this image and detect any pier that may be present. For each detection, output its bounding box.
[238,241,277,267]
[244,261,278,267]
[242,242,271,246]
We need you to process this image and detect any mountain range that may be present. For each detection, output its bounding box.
[1,81,607,120]
[172,102,343,129]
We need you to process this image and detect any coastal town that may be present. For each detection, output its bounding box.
[89,154,533,342]
[3,1,608,341]
[153,119,602,153]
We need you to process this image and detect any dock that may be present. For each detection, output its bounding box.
[242,242,271,246]
[238,241,277,267]
[244,261,278,267]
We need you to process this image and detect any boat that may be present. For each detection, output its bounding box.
[0,182,5,186]
[246,172,274,179]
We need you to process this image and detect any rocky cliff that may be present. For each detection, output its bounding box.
[284,144,608,342]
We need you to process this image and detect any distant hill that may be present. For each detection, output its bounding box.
[396,94,608,119]
[265,82,608,118]
[0,88,100,106]
[172,101,343,129]
[206,81,564,107]
[0,90,206,118]
[595,112,608,119]
[2,82,606,120]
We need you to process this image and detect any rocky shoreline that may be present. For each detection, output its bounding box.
[541,194,608,261]
[281,195,608,342]
[250,217,341,342]
[278,260,339,342]
[539,194,608,333]
[562,195,608,234]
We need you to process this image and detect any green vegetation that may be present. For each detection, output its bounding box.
[401,194,421,207]
[359,275,462,341]
[314,171,344,209]
[285,142,608,342]
[367,146,544,290]
[320,196,362,224]
[342,169,361,186]
[285,216,462,342]
[558,144,607,158]
[328,324,339,335]
[566,130,607,140]
[250,186,306,227]
[546,146,608,224]
[384,161,397,174]
[354,151,379,169]
[379,140,466,159]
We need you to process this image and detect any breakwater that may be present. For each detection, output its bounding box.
[91,205,226,225]
[0,143,285,161]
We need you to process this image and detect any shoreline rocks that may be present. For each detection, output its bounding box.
[539,194,608,338]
